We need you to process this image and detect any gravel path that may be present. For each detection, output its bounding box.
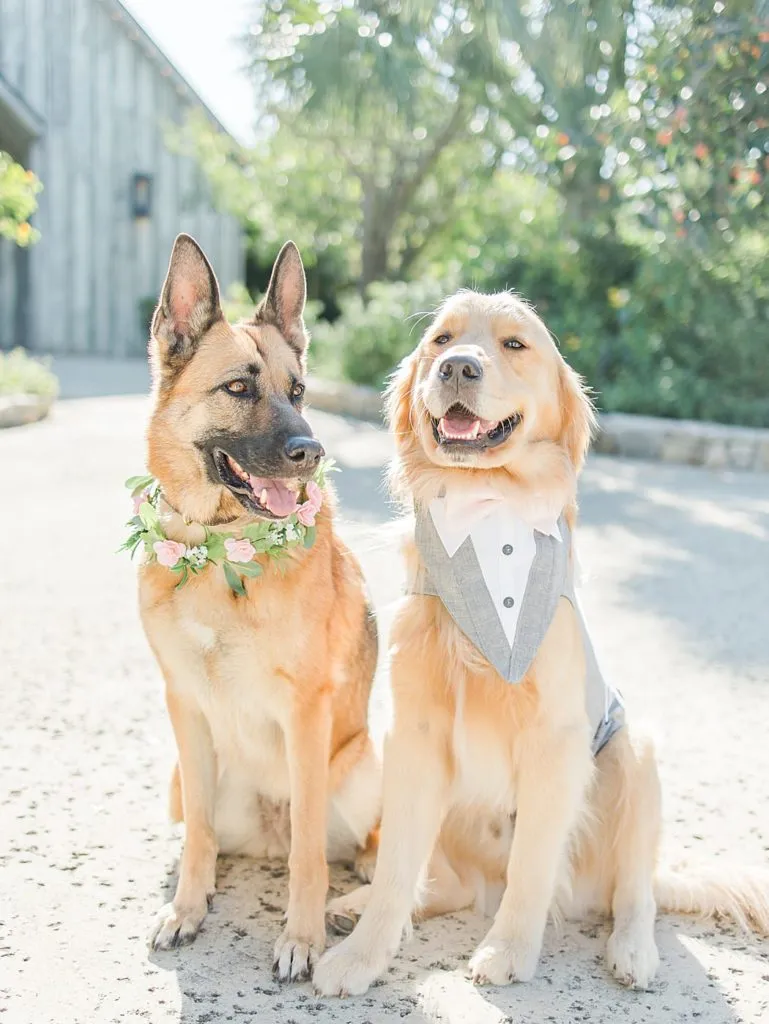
[1,396,768,1024]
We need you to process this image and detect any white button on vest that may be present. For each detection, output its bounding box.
[429,492,560,646]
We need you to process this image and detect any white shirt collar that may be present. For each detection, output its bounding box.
[428,481,562,557]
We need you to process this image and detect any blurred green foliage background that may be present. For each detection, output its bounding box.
[0,152,41,248]
[189,0,767,424]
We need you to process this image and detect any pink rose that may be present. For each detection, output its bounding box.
[224,537,256,563]
[153,539,187,568]
[296,481,323,527]
[296,501,317,527]
[132,487,151,514]
[305,480,323,510]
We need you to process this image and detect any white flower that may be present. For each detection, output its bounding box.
[268,527,284,546]
[284,524,299,542]
[185,545,209,568]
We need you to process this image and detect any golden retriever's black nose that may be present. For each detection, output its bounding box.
[284,436,325,469]
[438,354,483,382]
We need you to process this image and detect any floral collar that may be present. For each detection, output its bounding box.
[121,459,335,595]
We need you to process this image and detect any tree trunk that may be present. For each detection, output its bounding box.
[359,184,391,294]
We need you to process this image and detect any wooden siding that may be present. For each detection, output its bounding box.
[0,0,243,355]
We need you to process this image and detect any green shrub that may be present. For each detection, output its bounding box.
[309,278,453,387]
[599,236,769,427]
[307,243,769,427]
[0,348,59,400]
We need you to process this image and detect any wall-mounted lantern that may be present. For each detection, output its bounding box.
[131,173,153,219]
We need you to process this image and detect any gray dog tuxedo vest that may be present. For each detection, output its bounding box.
[409,487,624,757]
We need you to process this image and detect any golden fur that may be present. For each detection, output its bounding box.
[314,289,769,996]
[140,236,380,981]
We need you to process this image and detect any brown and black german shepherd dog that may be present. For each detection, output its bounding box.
[139,234,380,981]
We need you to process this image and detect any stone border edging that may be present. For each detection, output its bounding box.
[307,376,384,423]
[306,376,769,473]
[592,412,769,473]
[0,393,54,429]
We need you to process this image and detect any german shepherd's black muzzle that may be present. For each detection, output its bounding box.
[201,399,325,519]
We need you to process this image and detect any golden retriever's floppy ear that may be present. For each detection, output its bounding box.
[557,360,596,472]
[384,350,421,499]
[384,350,419,446]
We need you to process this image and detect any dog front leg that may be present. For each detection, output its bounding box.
[313,704,452,996]
[469,725,593,985]
[273,692,332,982]
[149,689,218,950]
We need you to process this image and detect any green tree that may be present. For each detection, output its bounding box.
[191,2,519,291]
[611,0,767,242]
[0,152,41,246]
[185,0,769,424]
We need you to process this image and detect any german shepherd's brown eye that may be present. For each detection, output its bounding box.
[433,333,451,346]
[291,381,305,400]
[224,379,249,395]
[503,337,525,350]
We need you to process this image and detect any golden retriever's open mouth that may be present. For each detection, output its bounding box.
[431,403,522,451]
[214,449,300,519]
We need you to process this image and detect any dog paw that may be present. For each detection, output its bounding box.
[149,899,208,950]
[326,904,358,936]
[325,887,371,936]
[273,927,325,983]
[607,926,659,990]
[354,845,377,884]
[468,933,540,986]
[313,937,387,997]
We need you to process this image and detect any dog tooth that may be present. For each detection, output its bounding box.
[260,488,268,504]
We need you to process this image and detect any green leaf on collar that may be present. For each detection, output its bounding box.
[125,474,155,495]
[118,532,143,555]
[222,561,247,596]
[314,457,338,489]
[203,532,227,562]
[241,521,274,543]
[237,561,263,578]
[138,501,159,530]
[303,525,316,549]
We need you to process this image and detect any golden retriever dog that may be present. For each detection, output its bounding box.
[313,288,769,996]
[138,235,380,980]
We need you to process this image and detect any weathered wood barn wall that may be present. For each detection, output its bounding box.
[0,0,243,356]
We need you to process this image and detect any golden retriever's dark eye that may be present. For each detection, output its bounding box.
[503,337,525,351]
[291,381,305,401]
[433,333,451,346]
[223,379,249,395]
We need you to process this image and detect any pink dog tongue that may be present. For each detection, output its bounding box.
[444,412,478,432]
[248,476,299,517]
[440,413,496,439]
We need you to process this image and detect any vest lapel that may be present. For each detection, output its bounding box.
[416,508,512,680]
[449,535,513,679]
[508,526,567,681]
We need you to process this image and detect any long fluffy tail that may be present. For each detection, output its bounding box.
[654,866,769,934]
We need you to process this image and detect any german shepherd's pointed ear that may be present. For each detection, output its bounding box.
[254,241,308,357]
[151,234,222,373]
